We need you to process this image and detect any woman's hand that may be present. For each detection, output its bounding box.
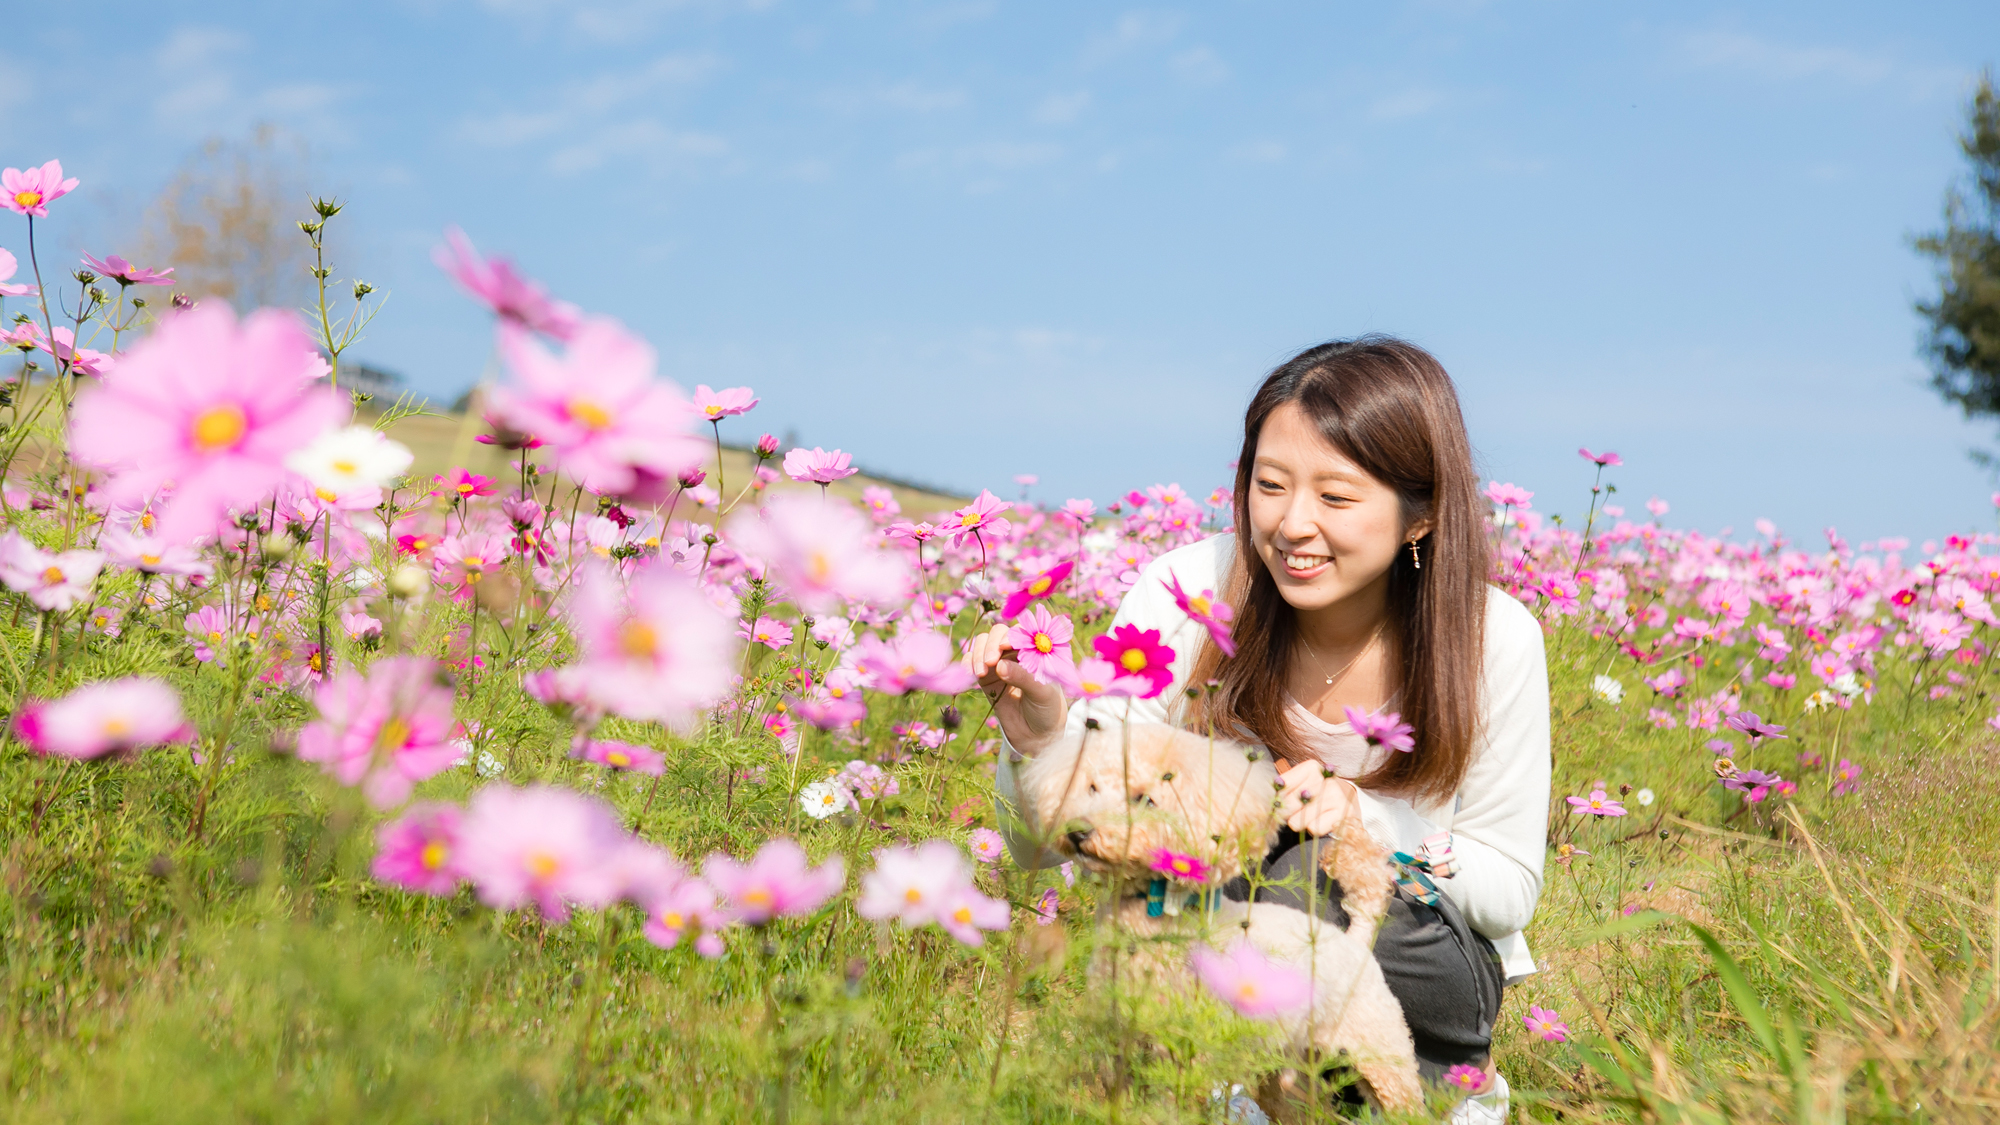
[1276,759,1360,838]
[965,623,1069,757]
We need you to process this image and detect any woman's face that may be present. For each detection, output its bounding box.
[1245,401,1426,616]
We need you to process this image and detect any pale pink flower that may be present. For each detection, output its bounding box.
[1070,656,1148,700]
[490,317,705,502]
[1,160,79,217]
[1189,942,1311,1021]
[782,446,858,485]
[851,630,978,695]
[17,677,190,760]
[1004,605,1077,687]
[81,252,173,287]
[1033,887,1059,925]
[575,737,665,775]
[1645,497,1669,517]
[705,838,845,926]
[1578,447,1623,467]
[947,489,1012,546]
[1523,1004,1569,1042]
[433,226,581,340]
[342,611,383,639]
[857,841,972,926]
[640,875,728,956]
[691,384,758,421]
[726,493,911,612]
[0,533,103,611]
[1163,573,1236,656]
[455,784,630,922]
[371,803,465,896]
[968,828,1005,863]
[936,883,1011,945]
[99,528,210,578]
[1057,498,1096,526]
[70,304,346,544]
[295,656,461,807]
[1342,706,1415,753]
[1482,481,1532,508]
[738,614,795,649]
[859,485,900,521]
[0,248,34,297]
[432,531,509,598]
[569,560,739,730]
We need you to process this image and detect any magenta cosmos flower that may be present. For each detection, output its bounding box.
[81,252,173,287]
[295,655,461,808]
[947,489,1012,546]
[371,802,465,896]
[691,384,758,421]
[1578,447,1623,467]
[1000,560,1072,620]
[1444,1064,1491,1094]
[569,560,739,730]
[454,784,629,922]
[1163,572,1236,657]
[1342,706,1416,753]
[490,317,705,503]
[17,676,190,760]
[1091,624,1176,699]
[727,493,910,613]
[704,838,845,926]
[1522,1004,1569,1042]
[2,160,79,217]
[70,304,346,545]
[574,737,665,776]
[1005,604,1077,688]
[1566,789,1627,816]
[852,630,978,695]
[1189,941,1311,1021]
[0,248,35,297]
[433,226,581,340]
[1150,848,1213,883]
[782,446,858,486]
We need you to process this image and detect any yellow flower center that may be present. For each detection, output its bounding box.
[207,630,224,645]
[1119,649,1148,673]
[420,841,448,870]
[40,566,63,585]
[807,550,832,584]
[13,191,42,209]
[527,852,560,880]
[256,595,272,612]
[904,887,924,903]
[566,398,613,430]
[703,404,723,418]
[1029,576,1051,594]
[376,717,412,751]
[1189,595,1211,616]
[620,621,658,659]
[742,888,773,907]
[606,749,632,767]
[1236,982,1259,1001]
[662,911,684,928]
[190,404,248,452]
[952,905,972,924]
[315,487,339,502]
[1033,633,1054,655]
[960,512,981,527]
[332,458,358,475]
[102,717,131,737]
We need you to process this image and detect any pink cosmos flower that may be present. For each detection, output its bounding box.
[852,630,978,695]
[1,160,79,217]
[967,828,1005,863]
[1578,447,1623,467]
[1725,711,1786,744]
[1070,657,1149,700]
[1057,498,1096,526]
[0,248,35,297]
[70,304,346,544]
[371,803,465,896]
[81,252,173,287]
[1342,706,1415,753]
[691,384,758,421]
[738,614,795,649]
[1482,481,1533,508]
[295,655,461,808]
[183,605,240,663]
[99,528,210,578]
[640,875,728,957]
[792,688,868,732]
[1189,942,1311,1021]
[1150,849,1212,883]
[859,485,900,522]
[782,446,858,486]
[1033,887,1059,925]
[884,520,938,544]
[935,883,1011,946]
[1444,1064,1491,1094]
[569,560,739,730]
[342,611,383,639]
[727,493,911,612]
[16,676,190,760]
[1832,758,1862,797]
[33,324,111,377]
[432,531,508,598]
[1911,610,1975,654]
[857,840,973,926]
[575,737,665,775]
[1001,560,1073,621]
[455,784,629,922]
[1646,497,1670,517]
[1523,1004,1569,1042]
[435,467,496,501]
[705,838,845,926]
[433,226,581,340]
[1005,605,1078,688]
[0,532,104,611]
[1566,789,1627,817]
[1163,573,1236,657]
[1091,624,1176,699]
[947,490,1012,547]
[490,317,705,502]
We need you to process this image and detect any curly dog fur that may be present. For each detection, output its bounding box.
[1014,722,1423,1113]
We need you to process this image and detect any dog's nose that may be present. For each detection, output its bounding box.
[1066,828,1094,851]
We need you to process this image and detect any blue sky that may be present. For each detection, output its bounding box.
[4,1,1998,541]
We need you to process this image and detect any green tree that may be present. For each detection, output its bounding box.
[1916,73,2000,424]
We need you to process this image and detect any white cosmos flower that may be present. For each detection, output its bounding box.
[800,779,849,820]
[284,425,414,500]
[1592,675,1624,704]
[1635,788,1655,806]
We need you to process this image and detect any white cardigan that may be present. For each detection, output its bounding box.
[995,533,1551,981]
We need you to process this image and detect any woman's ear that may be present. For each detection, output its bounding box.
[1405,516,1435,543]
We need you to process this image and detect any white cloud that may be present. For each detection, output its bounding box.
[1675,29,1892,84]
[457,51,730,176]
[822,80,967,115]
[474,0,773,41]
[1228,139,1287,163]
[154,27,249,72]
[1033,90,1092,125]
[896,141,1060,172]
[1083,11,1182,64]
[547,121,728,175]
[1169,46,1228,86]
[147,26,352,141]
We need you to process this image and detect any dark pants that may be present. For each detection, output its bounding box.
[1221,828,1504,1084]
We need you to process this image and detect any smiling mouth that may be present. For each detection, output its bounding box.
[1282,552,1330,574]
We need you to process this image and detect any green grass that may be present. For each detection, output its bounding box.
[2,564,1998,1122]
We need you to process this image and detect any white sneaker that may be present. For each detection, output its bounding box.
[1444,1069,1509,1125]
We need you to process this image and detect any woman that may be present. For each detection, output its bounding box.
[970,337,1549,1118]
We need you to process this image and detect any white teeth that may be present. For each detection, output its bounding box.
[1284,553,1329,569]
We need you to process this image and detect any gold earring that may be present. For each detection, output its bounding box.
[1408,539,1421,569]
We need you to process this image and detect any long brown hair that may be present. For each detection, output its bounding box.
[1186,337,1488,802]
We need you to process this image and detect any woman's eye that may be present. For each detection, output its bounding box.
[1320,493,1352,505]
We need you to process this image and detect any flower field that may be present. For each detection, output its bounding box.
[1,160,1998,1122]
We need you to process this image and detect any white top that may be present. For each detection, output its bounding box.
[995,533,1551,981]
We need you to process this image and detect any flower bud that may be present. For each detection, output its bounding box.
[262,536,294,562]
[939,706,962,730]
[678,468,707,489]
[387,563,427,599]
[756,433,780,457]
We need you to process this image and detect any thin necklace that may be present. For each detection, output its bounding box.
[1299,622,1383,687]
